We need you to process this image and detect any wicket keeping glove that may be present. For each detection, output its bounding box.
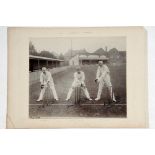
[95,79,98,83]
[41,84,44,89]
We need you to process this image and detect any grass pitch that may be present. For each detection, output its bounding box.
[29,64,126,118]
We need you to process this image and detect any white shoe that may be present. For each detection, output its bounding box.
[66,98,70,101]
[95,98,100,101]
[36,99,42,102]
[113,99,116,102]
[88,98,92,101]
[55,98,59,101]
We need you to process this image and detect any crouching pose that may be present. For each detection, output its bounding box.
[37,67,59,101]
[95,61,116,102]
[66,66,92,101]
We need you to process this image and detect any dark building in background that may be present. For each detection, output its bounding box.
[29,55,64,72]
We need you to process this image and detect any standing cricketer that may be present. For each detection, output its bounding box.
[37,67,59,101]
[66,66,92,101]
[95,61,116,102]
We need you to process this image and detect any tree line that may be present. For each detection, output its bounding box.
[29,41,64,60]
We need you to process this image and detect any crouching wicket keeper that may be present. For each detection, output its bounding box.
[66,66,92,101]
[37,67,59,102]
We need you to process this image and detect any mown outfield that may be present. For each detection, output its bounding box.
[29,64,126,118]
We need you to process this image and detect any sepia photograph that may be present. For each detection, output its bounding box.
[29,37,126,118]
[7,27,147,128]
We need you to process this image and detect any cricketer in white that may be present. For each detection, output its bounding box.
[37,67,59,101]
[95,61,116,102]
[66,66,92,101]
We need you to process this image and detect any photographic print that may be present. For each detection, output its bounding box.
[29,37,126,118]
[7,27,147,128]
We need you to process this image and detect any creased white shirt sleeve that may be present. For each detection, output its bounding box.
[47,71,52,82]
[99,65,109,81]
[96,67,100,79]
[74,72,78,82]
[81,72,85,82]
[40,73,44,85]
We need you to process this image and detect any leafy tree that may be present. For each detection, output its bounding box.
[29,42,58,59]
[40,50,57,59]
[58,53,64,60]
[29,41,38,55]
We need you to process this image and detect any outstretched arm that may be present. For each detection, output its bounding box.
[40,73,44,85]
[98,70,107,82]
[74,72,78,82]
[40,73,45,89]
[99,65,110,81]
[96,67,100,80]
[47,71,52,83]
[81,72,85,82]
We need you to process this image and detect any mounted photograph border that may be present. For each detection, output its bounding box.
[7,27,148,128]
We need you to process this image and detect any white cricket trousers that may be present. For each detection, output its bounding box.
[97,79,116,101]
[38,82,58,100]
[67,87,91,100]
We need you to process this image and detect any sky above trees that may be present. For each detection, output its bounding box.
[30,37,126,54]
